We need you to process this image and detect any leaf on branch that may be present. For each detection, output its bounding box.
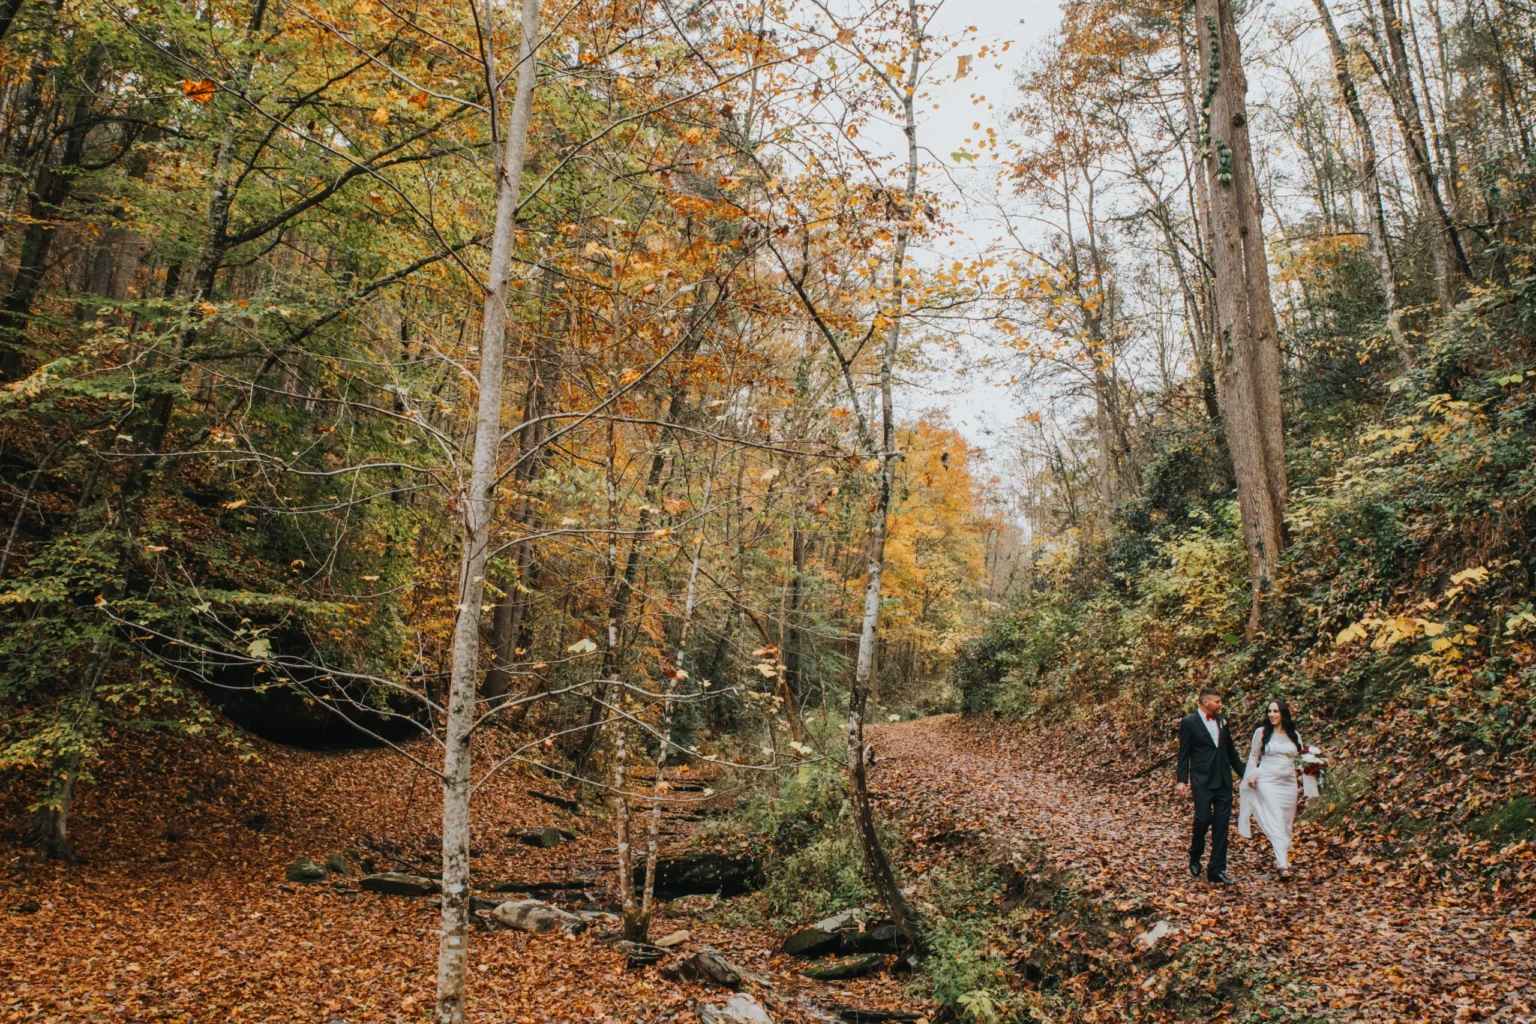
[247,638,272,660]
[181,79,216,103]
[956,54,973,79]
[221,499,247,510]
[567,638,598,655]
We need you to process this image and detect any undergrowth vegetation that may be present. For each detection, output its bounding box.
[709,758,876,925]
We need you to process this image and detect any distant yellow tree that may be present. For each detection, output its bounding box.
[880,412,991,698]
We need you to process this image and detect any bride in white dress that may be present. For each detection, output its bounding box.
[1239,699,1303,880]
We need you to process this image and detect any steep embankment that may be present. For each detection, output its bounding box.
[870,716,1533,1022]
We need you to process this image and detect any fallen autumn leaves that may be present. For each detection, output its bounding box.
[872,715,1535,1022]
[6,714,1533,1022]
[0,729,913,1023]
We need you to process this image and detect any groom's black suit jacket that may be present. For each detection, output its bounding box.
[1176,711,1246,792]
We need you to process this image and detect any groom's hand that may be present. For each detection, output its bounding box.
[1176,782,1190,799]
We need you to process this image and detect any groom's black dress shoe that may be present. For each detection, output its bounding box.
[1189,861,1202,880]
[1207,872,1236,885]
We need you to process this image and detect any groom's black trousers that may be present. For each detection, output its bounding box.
[1189,785,1233,878]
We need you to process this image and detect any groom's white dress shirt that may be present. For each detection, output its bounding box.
[1203,712,1220,746]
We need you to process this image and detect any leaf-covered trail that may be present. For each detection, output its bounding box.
[872,716,1534,1022]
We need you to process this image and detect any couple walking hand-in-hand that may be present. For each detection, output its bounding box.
[1176,687,1305,884]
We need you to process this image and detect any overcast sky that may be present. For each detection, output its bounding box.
[887,0,1064,461]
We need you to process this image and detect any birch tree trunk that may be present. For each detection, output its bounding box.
[1194,0,1289,638]
[627,478,712,941]
[435,0,540,1019]
[844,0,925,953]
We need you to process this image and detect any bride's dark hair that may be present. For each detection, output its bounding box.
[1259,699,1301,762]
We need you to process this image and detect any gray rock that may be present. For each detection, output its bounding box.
[782,928,841,957]
[359,872,439,897]
[782,911,867,957]
[515,826,565,848]
[489,878,589,895]
[639,851,763,899]
[285,857,328,883]
[817,910,869,930]
[324,853,353,876]
[698,994,774,1024]
[802,954,885,981]
[490,899,587,935]
[673,948,741,988]
[840,923,904,955]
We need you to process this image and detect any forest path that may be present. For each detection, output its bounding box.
[870,715,1533,1022]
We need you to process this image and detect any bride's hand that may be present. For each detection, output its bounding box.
[1247,777,1258,790]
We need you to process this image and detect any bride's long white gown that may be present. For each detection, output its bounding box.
[1239,728,1300,869]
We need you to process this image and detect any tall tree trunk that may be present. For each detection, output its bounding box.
[1091,359,1121,510]
[483,269,558,701]
[1195,0,1289,639]
[1176,22,1223,423]
[844,0,926,954]
[1370,0,1470,309]
[0,50,104,380]
[625,478,712,941]
[124,0,270,494]
[435,0,539,1019]
[783,524,805,716]
[1311,0,1406,359]
[29,635,111,862]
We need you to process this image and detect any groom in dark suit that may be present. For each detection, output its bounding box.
[1176,687,1247,884]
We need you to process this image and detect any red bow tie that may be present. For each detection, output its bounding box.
[1204,713,1216,722]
